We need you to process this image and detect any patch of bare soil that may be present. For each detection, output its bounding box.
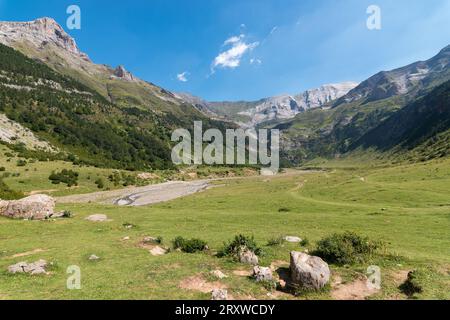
[27,190,58,196]
[179,275,227,293]
[270,260,289,271]
[10,249,46,259]
[233,269,252,277]
[331,275,380,300]
[390,270,410,285]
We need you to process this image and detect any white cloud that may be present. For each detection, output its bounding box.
[211,34,259,73]
[250,58,262,65]
[270,26,278,35]
[223,34,245,46]
[177,71,189,82]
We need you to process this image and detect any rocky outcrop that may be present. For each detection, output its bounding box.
[0,17,90,61]
[113,65,135,82]
[8,259,48,275]
[0,195,55,220]
[290,251,330,291]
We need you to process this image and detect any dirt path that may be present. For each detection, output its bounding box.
[56,180,209,206]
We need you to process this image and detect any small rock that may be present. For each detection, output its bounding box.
[150,246,167,256]
[239,248,259,266]
[8,262,28,274]
[89,255,100,261]
[85,214,109,222]
[290,251,330,291]
[122,236,130,241]
[285,236,302,243]
[211,289,228,301]
[143,236,158,244]
[211,270,228,279]
[253,266,273,282]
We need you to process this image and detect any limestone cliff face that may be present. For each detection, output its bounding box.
[0,17,90,61]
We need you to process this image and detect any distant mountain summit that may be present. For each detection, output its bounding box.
[0,17,90,61]
[335,45,450,105]
[178,82,358,127]
[239,82,358,126]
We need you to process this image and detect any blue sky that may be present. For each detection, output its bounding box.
[1,0,449,101]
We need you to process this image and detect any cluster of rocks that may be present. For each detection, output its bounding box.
[209,243,330,299]
[8,259,48,275]
[0,194,56,220]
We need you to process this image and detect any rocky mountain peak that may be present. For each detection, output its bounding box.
[113,65,136,82]
[0,17,90,61]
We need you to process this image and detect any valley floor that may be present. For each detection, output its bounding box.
[0,159,449,300]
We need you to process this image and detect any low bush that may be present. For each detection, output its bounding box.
[300,238,310,247]
[314,231,381,265]
[400,270,425,297]
[0,178,23,200]
[49,169,79,187]
[219,234,263,257]
[267,236,286,247]
[172,236,208,253]
[95,178,104,189]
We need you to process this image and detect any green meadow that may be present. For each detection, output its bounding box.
[0,154,449,300]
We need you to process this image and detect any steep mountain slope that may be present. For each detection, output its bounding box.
[353,79,450,156]
[277,45,450,164]
[0,18,202,123]
[0,43,173,170]
[335,45,450,105]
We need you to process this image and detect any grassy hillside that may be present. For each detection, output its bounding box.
[0,44,234,171]
[0,158,449,299]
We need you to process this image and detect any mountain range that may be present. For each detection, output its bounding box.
[0,17,449,169]
[176,82,358,127]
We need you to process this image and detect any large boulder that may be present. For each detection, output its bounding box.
[290,251,330,291]
[0,195,55,220]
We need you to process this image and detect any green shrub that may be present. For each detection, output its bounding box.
[400,270,425,297]
[16,159,27,167]
[300,238,310,247]
[61,210,73,218]
[278,207,291,213]
[314,232,381,265]
[49,169,79,187]
[219,234,263,257]
[172,236,208,253]
[0,167,5,172]
[95,178,105,189]
[0,178,23,200]
[267,236,286,247]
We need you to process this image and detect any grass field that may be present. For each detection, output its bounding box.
[0,156,449,300]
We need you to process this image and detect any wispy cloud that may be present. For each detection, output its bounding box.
[211,34,259,74]
[250,58,262,65]
[177,71,189,82]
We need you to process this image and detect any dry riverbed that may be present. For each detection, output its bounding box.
[56,180,210,206]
